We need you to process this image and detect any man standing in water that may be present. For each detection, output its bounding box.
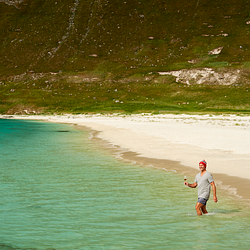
[184,160,218,215]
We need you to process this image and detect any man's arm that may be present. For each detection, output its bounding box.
[210,181,218,202]
[184,182,197,188]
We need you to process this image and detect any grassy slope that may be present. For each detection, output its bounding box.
[0,0,250,114]
[1,73,249,114]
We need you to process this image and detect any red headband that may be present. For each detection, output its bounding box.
[199,160,207,167]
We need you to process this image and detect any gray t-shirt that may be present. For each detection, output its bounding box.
[194,171,214,200]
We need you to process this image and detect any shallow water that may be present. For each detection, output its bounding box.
[0,119,250,249]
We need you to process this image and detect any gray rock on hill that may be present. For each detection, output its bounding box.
[0,0,23,7]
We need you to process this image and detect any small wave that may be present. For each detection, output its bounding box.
[162,168,177,173]
[88,132,94,139]
[205,212,216,216]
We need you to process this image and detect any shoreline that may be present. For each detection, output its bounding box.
[87,126,250,202]
[1,113,250,201]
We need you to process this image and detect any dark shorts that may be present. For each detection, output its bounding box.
[197,197,208,205]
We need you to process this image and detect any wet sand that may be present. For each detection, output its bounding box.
[2,113,250,201]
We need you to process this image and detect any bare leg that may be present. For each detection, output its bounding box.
[201,205,208,214]
[195,202,207,216]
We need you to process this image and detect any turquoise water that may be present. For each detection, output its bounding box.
[0,119,250,250]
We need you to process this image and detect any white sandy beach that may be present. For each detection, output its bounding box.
[2,113,250,199]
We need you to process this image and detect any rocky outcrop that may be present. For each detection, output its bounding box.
[158,68,242,85]
[0,0,24,7]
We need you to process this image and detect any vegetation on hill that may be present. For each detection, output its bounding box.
[0,0,250,114]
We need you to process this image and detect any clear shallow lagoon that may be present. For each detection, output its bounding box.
[0,119,250,250]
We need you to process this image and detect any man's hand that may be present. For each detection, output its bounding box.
[210,182,217,203]
[185,182,197,188]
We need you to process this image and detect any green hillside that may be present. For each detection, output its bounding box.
[0,0,250,114]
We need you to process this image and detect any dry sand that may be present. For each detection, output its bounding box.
[2,113,250,201]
